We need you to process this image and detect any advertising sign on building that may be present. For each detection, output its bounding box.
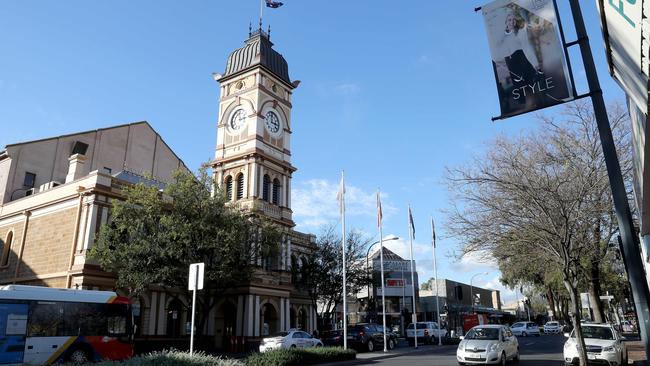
[386,279,405,287]
[597,0,646,114]
[482,0,574,118]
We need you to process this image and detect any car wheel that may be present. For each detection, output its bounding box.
[388,338,395,350]
[367,340,375,352]
[315,343,322,348]
[514,349,520,363]
[290,344,297,349]
[535,333,540,337]
[500,352,507,366]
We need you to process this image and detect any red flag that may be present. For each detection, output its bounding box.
[376,191,383,228]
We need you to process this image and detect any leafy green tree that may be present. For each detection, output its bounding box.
[90,168,281,335]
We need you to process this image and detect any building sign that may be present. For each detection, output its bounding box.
[482,0,573,118]
[373,260,413,272]
[597,0,646,114]
[386,279,405,287]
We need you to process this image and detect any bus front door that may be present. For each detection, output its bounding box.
[0,303,28,364]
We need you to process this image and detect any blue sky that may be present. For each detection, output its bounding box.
[0,1,626,304]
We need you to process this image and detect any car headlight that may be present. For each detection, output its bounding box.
[459,341,466,351]
[603,346,615,353]
[489,343,499,352]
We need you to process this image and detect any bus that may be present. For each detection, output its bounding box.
[0,285,134,365]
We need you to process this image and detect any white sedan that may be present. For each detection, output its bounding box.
[457,325,519,365]
[259,329,323,352]
[563,324,627,366]
[544,321,562,334]
[511,321,541,337]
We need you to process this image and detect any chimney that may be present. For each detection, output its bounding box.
[65,154,87,183]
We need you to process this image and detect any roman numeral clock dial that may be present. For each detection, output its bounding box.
[264,111,281,135]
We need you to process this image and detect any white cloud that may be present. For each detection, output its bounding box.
[334,82,360,95]
[292,178,397,231]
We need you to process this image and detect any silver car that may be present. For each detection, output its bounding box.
[457,325,519,365]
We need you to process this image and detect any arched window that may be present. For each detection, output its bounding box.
[1,231,13,267]
[262,175,271,202]
[272,179,281,205]
[224,176,233,201]
[236,174,244,200]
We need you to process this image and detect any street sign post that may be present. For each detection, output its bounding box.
[188,262,205,356]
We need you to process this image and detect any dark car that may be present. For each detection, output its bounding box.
[322,330,344,346]
[347,323,397,352]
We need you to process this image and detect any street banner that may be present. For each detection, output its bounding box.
[482,0,574,119]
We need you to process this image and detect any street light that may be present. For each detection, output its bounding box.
[365,235,399,321]
[470,272,489,314]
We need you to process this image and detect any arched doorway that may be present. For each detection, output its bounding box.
[261,303,278,336]
[290,308,296,329]
[214,301,237,350]
[166,299,183,337]
[298,308,307,331]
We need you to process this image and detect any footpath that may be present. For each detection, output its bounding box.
[627,340,647,365]
[319,340,455,366]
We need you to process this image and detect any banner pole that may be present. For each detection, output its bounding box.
[567,0,650,362]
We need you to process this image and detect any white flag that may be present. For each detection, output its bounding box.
[336,172,345,215]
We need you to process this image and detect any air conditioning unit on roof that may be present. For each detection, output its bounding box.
[38,181,62,193]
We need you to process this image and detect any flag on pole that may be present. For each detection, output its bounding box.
[431,217,436,247]
[266,0,284,8]
[408,205,415,239]
[376,191,383,228]
[337,173,345,215]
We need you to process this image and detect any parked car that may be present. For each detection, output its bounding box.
[563,323,627,366]
[406,321,448,345]
[347,323,397,352]
[322,329,344,347]
[511,321,541,337]
[544,321,562,334]
[457,324,519,365]
[259,329,323,352]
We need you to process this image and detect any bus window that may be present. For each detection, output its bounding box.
[27,302,63,337]
[0,303,28,364]
[107,304,129,336]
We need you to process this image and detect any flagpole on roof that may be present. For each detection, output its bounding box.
[432,216,442,346]
[259,0,264,29]
[338,171,348,349]
[408,205,418,349]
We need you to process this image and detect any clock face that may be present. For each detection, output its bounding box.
[265,111,281,134]
[229,109,246,131]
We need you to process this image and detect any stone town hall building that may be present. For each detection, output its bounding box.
[0,28,316,349]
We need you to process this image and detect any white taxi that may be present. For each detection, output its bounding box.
[457,325,519,365]
[563,323,627,366]
[259,329,323,352]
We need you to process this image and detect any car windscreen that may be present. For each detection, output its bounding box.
[546,322,558,326]
[581,327,614,340]
[465,328,500,340]
[271,331,289,337]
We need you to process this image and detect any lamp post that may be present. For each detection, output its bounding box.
[470,272,488,314]
[365,236,399,321]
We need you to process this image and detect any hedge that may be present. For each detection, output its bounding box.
[64,350,244,366]
[245,347,357,366]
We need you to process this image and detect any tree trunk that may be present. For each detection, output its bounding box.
[587,263,606,323]
[565,279,588,366]
[547,286,558,320]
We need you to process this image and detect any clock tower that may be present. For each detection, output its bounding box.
[212,27,298,227]
[210,28,317,346]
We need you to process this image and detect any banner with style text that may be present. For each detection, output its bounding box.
[482,0,574,119]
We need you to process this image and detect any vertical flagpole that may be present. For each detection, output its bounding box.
[432,217,442,346]
[259,0,264,29]
[341,171,348,350]
[408,206,417,349]
[378,190,388,352]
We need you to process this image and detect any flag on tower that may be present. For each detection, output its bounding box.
[266,0,284,8]
[337,172,345,215]
[376,191,383,228]
[408,205,415,239]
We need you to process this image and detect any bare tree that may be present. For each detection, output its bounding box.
[445,101,630,366]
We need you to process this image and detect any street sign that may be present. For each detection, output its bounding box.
[188,263,205,291]
[600,295,614,301]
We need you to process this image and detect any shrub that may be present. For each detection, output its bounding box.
[246,347,356,366]
[65,350,244,366]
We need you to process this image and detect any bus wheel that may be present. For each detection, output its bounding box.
[67,348,91,364]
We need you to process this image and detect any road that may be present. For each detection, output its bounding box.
[332,334,567,366]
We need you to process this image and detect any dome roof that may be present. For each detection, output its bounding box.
[222,30,291,85]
